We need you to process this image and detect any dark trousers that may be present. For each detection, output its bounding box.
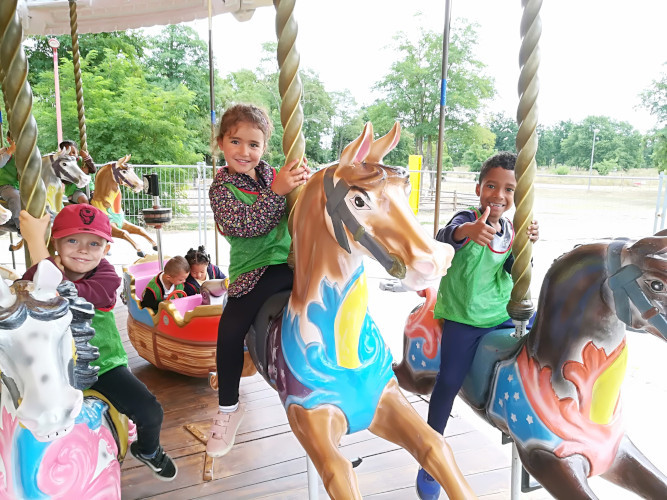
[217,263,293,406]
[90,365,163,455]
[427,315,534,435]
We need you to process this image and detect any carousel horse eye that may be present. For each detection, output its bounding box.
[351,195,369,210]
[648,280,665,292]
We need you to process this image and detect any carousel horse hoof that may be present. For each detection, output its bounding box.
[130,442,178,481]
[206,405,244,458]
[208,371,218,390]
[351,457,363,468]
[137,250,146,257]
[153,245,158,251]
[416,467,441,500]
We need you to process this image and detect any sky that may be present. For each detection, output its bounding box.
[187,0,666,133]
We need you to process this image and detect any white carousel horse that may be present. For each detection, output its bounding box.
[0,260,128,499]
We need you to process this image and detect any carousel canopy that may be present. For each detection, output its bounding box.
[17,0,273,35]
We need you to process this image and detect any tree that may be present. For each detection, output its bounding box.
[640,67,667,171]
[374,18,494,167]
[486,113,518,153]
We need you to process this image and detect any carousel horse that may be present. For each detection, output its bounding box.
[0,149,89,247]
[91,155,157,257]
[393,235,667,498]
[231,123,475,499]
[0,260,128,499]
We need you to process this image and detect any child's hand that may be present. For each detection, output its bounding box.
[460,206,496,247]
[19,210,50,244]
[527,220,539,243]
[6,139,15,156]
[271,158,310,196]
[53,255,66,273]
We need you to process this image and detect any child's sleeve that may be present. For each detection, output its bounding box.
[73,259,120,310]
[211,263,226,280]
[140,286,159,312]
[209,171,286,238]
[435,211,476,250]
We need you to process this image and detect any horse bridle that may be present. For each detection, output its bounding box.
[111,161,130,186]
[323,167,406,279]
[50,153,79,184]
[607,238,667,339]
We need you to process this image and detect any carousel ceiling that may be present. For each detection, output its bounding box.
[17,0,273,35]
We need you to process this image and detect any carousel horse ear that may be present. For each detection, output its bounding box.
[339,122,374,167]
[31,260,63,300]
[0,275,15,309]
[366,122,401,164]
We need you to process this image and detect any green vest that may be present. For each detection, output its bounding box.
[65,174,95,197]
[145,274,185,302]
[89,308,129,378]
[223,183,291,284]
[0,156,19,189]
[433,208,514,328]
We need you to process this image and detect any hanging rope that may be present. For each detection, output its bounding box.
[0,0,46,219]
[274,0,305,215]
[68,0,88,153]
[508,0,541,334]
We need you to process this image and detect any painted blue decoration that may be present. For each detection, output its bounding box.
[16,428,49,500]
[282,264,394,433]
[211,110,216,125]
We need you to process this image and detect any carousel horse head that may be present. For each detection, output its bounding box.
[103,155,143,193]
[0,260,83,441]
[293,122,453,292]
[44,147,90,189]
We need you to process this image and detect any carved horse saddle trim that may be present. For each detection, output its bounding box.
[83,389,130,461]
[607,239,667,339]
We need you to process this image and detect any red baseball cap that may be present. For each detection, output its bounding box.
[52,204,113,242]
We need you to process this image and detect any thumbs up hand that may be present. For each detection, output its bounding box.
[455,206,497,247]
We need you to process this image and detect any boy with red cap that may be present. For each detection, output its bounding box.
[20,204,177,482]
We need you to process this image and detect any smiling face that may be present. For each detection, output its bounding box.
[475,166,516,223]
[53,233,110,281]
[217,121,266,180]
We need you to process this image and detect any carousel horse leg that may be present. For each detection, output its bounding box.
[601,435,667,498]
[111,224,146,257]
[121,221,158,251]
[367,379,475,500]
[287,404,362,500]
[519,448,597,500]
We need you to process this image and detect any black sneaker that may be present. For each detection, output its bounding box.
[130,441,178,481]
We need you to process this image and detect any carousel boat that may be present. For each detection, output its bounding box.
[123,256,254,378]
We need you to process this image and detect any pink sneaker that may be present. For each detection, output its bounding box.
[206,405,244,458]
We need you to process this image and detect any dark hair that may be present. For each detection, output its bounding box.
[164,255,190,275]
[185,245,211,266]
[216,104,273,144]
[59,139,78,150]
[478,151,516,184]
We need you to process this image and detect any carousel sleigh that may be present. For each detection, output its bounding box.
[123,257,256,378]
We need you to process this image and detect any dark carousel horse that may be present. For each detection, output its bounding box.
[394,234,667,498]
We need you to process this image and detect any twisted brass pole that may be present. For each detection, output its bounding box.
[508,0,541,333]
[0,0,46,220]
[68,0,88,153]
[274,0,305,215]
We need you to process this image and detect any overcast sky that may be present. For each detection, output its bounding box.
[189,0,666,133]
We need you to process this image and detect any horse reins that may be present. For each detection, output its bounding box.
[323,167,406,279]
[50,153,80,184]
[607,238,667,339]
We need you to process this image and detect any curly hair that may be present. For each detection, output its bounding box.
[479,151,516,184]
[216,103,273,144]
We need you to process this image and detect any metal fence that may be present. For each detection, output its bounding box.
[115,165,660,245]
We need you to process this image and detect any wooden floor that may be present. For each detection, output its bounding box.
[116,304,521,500]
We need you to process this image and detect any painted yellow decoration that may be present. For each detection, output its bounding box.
[334,271,368,369]
[46,184,63,212]
[408,155,422,215]
[590,345,628,424]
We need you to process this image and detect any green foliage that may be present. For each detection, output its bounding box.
[486,113,517,153]
[593,159,618,176]
[640,67,667,124]
[555,165,570,175]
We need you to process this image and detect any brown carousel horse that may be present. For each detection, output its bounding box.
[91,155,157,257]
[220,123,476,499]
[394,235,667,498]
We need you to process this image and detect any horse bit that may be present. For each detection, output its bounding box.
[323,167,406,279]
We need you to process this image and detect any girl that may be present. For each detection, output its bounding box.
[207,103,309,458]
[183,245,226,296]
